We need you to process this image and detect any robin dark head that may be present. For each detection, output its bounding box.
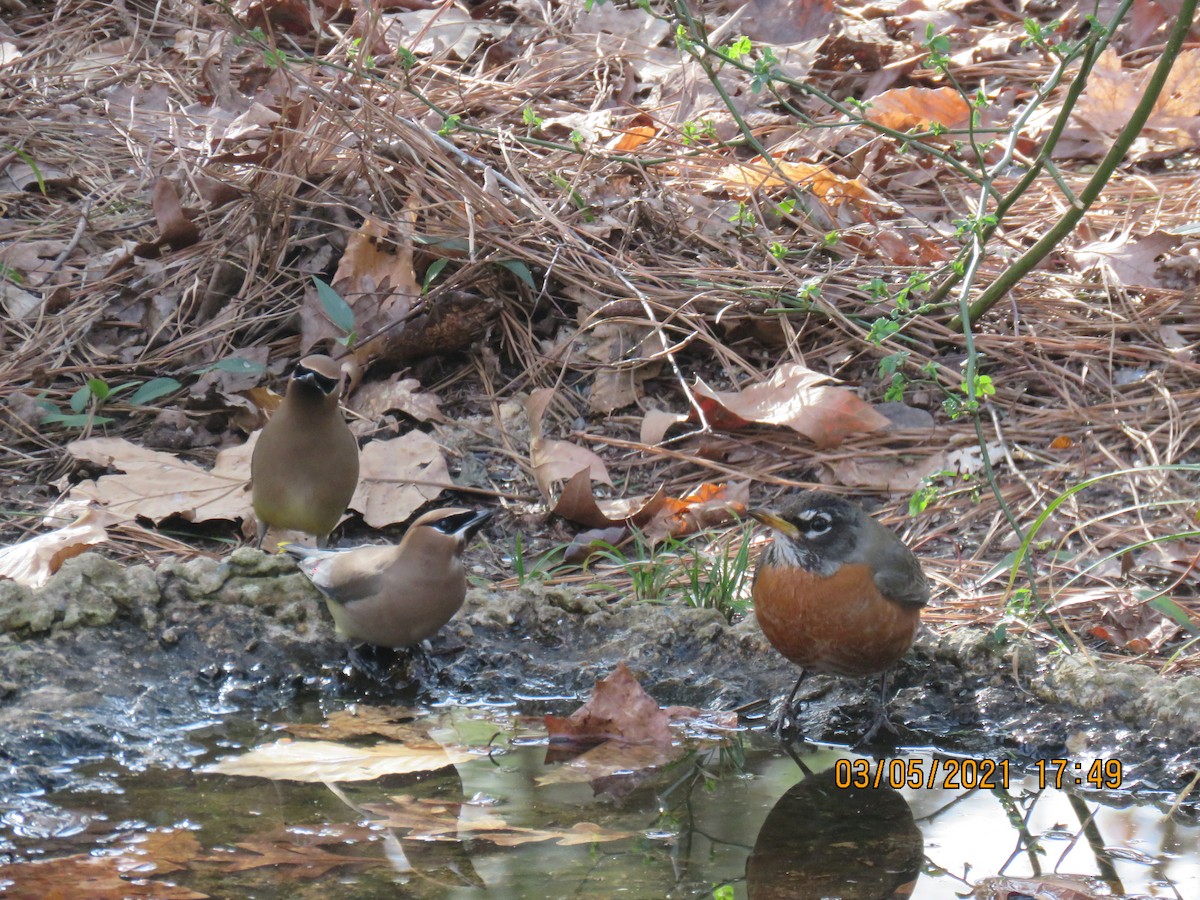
[749,490,929,737]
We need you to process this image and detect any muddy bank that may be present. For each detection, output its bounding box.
[1,551,1197,810]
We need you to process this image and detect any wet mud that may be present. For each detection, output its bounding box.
[1,550,1198,815]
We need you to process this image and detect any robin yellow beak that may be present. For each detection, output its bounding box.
[748,509,801,539]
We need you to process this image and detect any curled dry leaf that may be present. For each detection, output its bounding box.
[650,363,889,448]
[545,662,672,747]
[348,374,443,424]
[349,431,451,528]
[57,437,254,525]
[552,473,746,541]
[0,504,111,588]
[526,387,613,501]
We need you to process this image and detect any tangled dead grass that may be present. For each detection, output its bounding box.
[1,0,1199,669]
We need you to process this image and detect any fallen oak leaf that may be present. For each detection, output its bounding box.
[545,662,672,747]
[348,431,451,528]
[56,437,254,525]
[527,387,612,501]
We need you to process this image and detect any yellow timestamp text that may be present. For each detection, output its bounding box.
[834,756,1012,790]
[1033,758,1123,790]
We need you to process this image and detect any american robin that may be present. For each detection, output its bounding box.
[749,490,930,737]
[250,354,359,549]
[282,508,491,647]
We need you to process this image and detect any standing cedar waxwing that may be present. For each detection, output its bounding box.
[251,354,359,549]
[282,508,491,648]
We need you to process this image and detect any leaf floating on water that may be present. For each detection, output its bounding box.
[202,738,475,783]
[546,661,672,747]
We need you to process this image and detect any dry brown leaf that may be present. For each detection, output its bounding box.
[715,159,870,206]
[830,452,946,492]
[349,431,450,528]
[0,504,111,588]
[301,215,420,355]
[640,408,689,445]
[150,178,200,251]
[0,850,207,900]
[348,375,443,424]
[1070,47,1200,158]
[545,662,672,746]
[202,839,380,878]
[639,481,750,542]
[693,363,890,448]
[527,388,613,501]
[611,112,657,153]
[865,86,971,132]
[58,437,254,525]
[736,0,835,43]
[549,470,666,530]
[365,800,637,847]
[202,738,474,782]
[1069,230,1182,288]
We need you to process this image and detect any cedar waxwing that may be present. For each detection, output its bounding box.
[282,508,491,647]
[251,354,359,548]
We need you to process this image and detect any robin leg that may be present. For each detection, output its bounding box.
[770,670,808,737]
[255,519,268,550]
[859,669,905,744]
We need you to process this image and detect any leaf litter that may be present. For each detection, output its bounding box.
[1,0,1199,683]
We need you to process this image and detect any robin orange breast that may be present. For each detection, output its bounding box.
[750,490,930,739]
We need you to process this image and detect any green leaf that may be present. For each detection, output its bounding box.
[312,276,355,333]
[497,259,535,288]
[41,412,115,427]
[87,378,111,401]
[423,258,450,291]
[69,385,91,413]
[129,377,182,405]
[1148,596,1200,636]
[199,357,268,376]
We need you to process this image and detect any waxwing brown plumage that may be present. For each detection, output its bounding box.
[282,508,491,647]
[251,355,359,548]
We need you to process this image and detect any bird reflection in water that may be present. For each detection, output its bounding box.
[746,762,923,900]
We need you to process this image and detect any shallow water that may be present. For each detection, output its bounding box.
[1,702,1196,899]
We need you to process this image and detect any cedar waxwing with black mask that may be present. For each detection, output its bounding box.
[281,508,491,647]
[251,354,359,549]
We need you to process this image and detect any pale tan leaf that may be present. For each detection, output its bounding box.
[58,437,253,525]
[202,738,474,783]
[830,452,946,492]
[640,408,688,445]
[350,431,450,528]
[694,363,890,448]
[348,375,443,424]
[526,388,612,499]
[0,505,111,588]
